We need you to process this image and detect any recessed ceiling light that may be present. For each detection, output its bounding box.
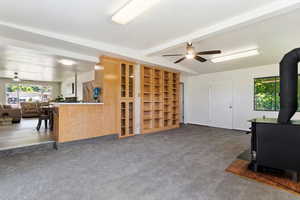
[211,49,259,63]
[94,64,104,70]
[112,0,161,25]
[58,59,77,66]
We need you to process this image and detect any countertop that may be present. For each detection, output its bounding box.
[52,103,104,106]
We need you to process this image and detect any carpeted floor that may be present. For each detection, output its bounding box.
[0,125,299,200]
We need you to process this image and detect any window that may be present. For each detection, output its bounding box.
[254,76,300,111]
[6,83,53,105]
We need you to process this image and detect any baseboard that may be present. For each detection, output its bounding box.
[187,123,249,132]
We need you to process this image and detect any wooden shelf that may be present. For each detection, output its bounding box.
[119,61,135,138]
[141,65,180,134]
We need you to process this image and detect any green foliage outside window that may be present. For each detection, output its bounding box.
[254,76,300,111]
[6,84,50,93]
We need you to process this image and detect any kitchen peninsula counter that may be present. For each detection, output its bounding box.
[52,103,115,143]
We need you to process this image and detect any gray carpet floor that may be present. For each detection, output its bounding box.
[0,125,299,200]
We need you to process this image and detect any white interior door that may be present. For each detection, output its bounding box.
[210,81,233,129]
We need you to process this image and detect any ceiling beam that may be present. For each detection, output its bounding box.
[144,0,300,56]
[0,21,198,74]
[0,36,98,63]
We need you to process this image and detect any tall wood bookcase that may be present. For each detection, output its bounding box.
[100,56,135,139]
[141,65,180,134]
[120,62,135,138]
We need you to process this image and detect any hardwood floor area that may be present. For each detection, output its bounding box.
[0,118,53,151]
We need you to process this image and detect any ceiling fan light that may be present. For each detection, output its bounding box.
[12,72,21,82]
[186,46,195,54]
[185,54,195,59]
[13,76,20,82]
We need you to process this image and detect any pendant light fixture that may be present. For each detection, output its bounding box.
[13,72,21,82]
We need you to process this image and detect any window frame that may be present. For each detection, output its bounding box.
[253,75,300,112]
[5,83,53,105]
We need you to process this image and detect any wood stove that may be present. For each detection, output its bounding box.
[249,118,300,181]
[249,48,300,181]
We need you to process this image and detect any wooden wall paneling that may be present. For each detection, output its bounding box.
[54,104,105,143]
[101,57,121,135]
[52,107,59,141]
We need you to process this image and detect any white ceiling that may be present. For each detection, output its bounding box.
[0,46,95,82]
[0,0,276,50]
[0,0,299,75]
[158,7,300,74]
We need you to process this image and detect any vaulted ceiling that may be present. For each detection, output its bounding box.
[0,0,299,78]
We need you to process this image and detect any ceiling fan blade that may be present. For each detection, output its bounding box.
[162,54,184,57]
[174,57,186,64]
[194,56,207,62]
[197,50,221,55]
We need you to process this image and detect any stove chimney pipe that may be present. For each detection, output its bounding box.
[278,48,300,123]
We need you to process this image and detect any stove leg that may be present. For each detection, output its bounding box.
[248,162,259,172]
[253,163,258,172]
[292,171,299,182]
[287,170,299,182]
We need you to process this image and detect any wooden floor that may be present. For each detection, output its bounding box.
[226,159,300,196]
[0,118,53,151]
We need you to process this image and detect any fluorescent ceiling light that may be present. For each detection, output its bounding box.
[58,59,76,66]
[112,0,161,25]
[211,49,259,63]
[94,64,104,70]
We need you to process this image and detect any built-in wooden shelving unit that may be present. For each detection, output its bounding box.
[141,65,180,134]
[120,62,135,138]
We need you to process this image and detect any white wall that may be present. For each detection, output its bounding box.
[0,78,61,104]
[61,71,95,101]
[185,64,300,131]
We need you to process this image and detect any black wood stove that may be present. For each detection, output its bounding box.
[249,48,300,181]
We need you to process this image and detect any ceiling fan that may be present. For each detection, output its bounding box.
[162,42,222,64]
